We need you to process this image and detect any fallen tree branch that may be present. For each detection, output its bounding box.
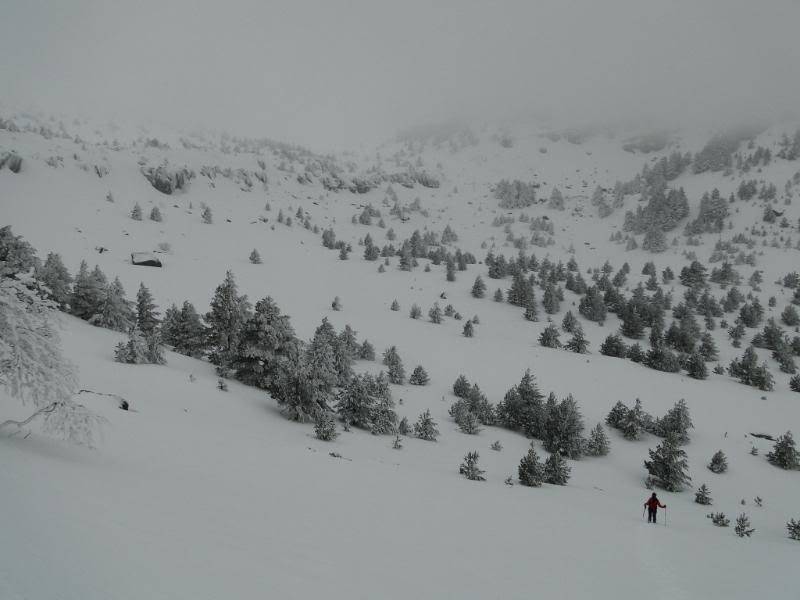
[0,401,60,432]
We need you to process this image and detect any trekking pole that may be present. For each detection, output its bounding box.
[664,508,667,528]
[642,506,646,520]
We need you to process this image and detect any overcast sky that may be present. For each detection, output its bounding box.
[2,0,799,151]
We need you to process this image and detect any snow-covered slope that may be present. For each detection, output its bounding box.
[1,112,799,599]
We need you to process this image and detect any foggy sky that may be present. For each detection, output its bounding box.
[2,0,799,151]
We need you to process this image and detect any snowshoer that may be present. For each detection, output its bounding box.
[644,492,666,524]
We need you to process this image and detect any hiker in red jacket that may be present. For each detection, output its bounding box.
[644,492,666,524]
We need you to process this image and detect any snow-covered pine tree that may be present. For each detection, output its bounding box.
[561,310,578,333]
[695,484,712,505]
[787,519,800,541]
[135,282,160,334]
[621,398,646,440]
[201,206,213,224]
[565,327,589,353]
[428,302,443,324]
[91,276,134,332]
[163,300,207,357]
[231,296,300,391]
[397,416,410,436]
[544,451,571,485]
[249,249,262,264]
[734,513,755,537]
[35,252,72,309]
[542,393,585,459]
[463,320,474,337]
[331,296,342,311]
[413,409,439,441]
[586,423,610,456]
[205,270,252,369]
[70,261,106,321]
[495,369,545,437]
[390,299,400,311]
[456,410,482,434]
[708,512,730,527]
[409,365,430,385]
[659,398,693,443]
[606,401,629,429]
[539,323,562,348]
[149,206,162,222]
[459,451,486,481]
[382,346,405,384]
[686,352,708,379]
[645,432,692,491]
[600,333,627,357]
[766,431,799,469]
[131,202,143,220]
[359,339,375,361]
[471,275,486,298]
[409,303,421,319]
[518,443,545,486]
[0,272,104,446]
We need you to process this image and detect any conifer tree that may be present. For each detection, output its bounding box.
[542,394,585,458]
[135,283,159,334]
[523,298,539,322]
[620,304,645,339]
[708,450,728,474]
[518,443,545,486]
[586,423,610,456]
[397,416,410,436]
[493,288,504,302]
[390,299,400,311]
[606,401,629,429]
[463,320,474,337]
[620,398,646,440]
[600,333,628,357]
[382,345,405,384]
[790,374,800,393]
[644,432,692,491]
[70,261,106,321]
[695,484,712,505]
[205,270,252,369]
[231,296,300,391]
[539,323,562,348]
[459,451,486,481]
[162,300,207,357]
[787,519,800,540]
[561,310,578,333]
[495,370,545,436]
[150,206,162,222]
[565,327,589,353]
[249,249,262,264]
[413,409,439,441]
[542,284,560,314]
[659,398,693,443]
[92,276,134,332]
[734,513,755,537]
[35,252,72,309]
[429,302,443,324]
[359,339,375,361]
[409,365,430,385]
[453,374,471,398]
[409,303,421,319]
[471,275,486,298]
[201,206,213,224]
[331,296,342,311]
[544,451,571,485]
[131,203,142,220]
[766,431,799,469]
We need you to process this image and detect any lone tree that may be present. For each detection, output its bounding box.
[382,346,406,384]
[409,365,430,385]
[131,203,143,220]
[201,206,213,224]
[518,443,545,486]
[695,484,713,505]
[459,451,486,481]
[413,409,439,441]
[766,431,799,470]
[708,450,728,474]
[471,276,487,298]
[249,249,262,264]
[644,432,692,491]
[734,513,755,538]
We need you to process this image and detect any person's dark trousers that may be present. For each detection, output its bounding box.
[648,508,657,523]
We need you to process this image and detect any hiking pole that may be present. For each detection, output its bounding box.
[664,508,667,528]
[642,506,646,520]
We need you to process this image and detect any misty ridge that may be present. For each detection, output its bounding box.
[1,0,799,149]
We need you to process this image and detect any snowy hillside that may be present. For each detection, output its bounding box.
[2,110,800,600]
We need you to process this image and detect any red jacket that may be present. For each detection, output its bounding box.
[645,497,666,510]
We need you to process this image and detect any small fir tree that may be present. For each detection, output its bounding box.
[429,302,443,324]
[201,206,213,224]
[131,203,143,220]
[695,484,712,505]
[314,412,338,441]
[414,409,439,441]
[459,451,486,481]
[409,365,430,385]
[539,323,562,348]
[409,304,421,319]
[471,276,487,298]
[565,327,589,353]
[382,346,405,384]
[518,443,545,487]
[644,432,692,491]
[544,451,571,485]
[149,206,162,222]
[390,299,400,311]
[708,450,728,473]
[249,249,262,264]
[734,513,755,538]
[766,431,799,469]
[586,423,610,456]
[135,282,160,334]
